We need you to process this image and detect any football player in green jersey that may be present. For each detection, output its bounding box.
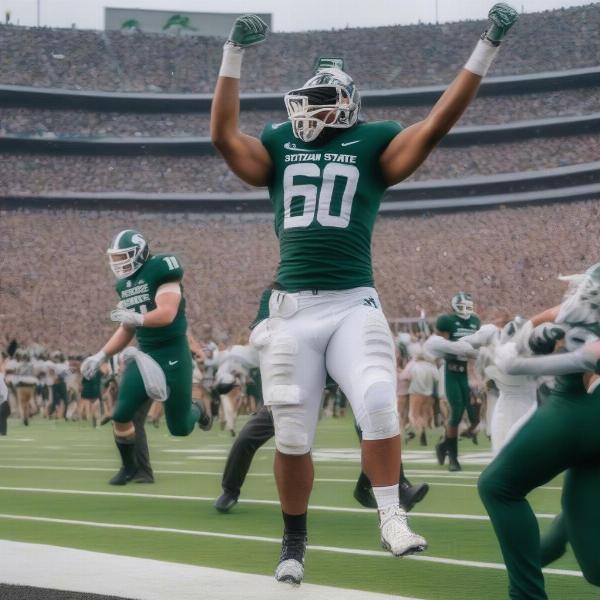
[211,6,518,584]
[432,292,481,471]
[81,230,211,485]
[478,266,600,598]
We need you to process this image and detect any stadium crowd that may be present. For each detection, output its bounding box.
[1,199,597,354]
[1,88,598,138]
[0,4,598,93]
[2,133,598,194]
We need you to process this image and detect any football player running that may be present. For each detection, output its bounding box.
[430,293,481,471]
[478,266,600,598]
[211,5,518,584]
[81,230,212,485]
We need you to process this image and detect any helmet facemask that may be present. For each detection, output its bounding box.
[284,69,360,143]
[452,293,474,320]
[107,231,148,279]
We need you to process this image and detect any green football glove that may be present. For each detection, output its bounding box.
[483,3,518,45]
[227,14,268,48]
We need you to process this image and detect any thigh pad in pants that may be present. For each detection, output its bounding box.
[327,307,399,440]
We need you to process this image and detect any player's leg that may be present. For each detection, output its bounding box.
[327,305,426,556]
[440,372,468,471]
[215,405,275,512]
[562,464,600,586]
[110,361,149,485]
[540,512,568,567]
[0,399,10,435]
[251,309,327,584]
[160,345,208,436]
[353,419,429,512]
[478,400,573,599]
[132,398,154,483]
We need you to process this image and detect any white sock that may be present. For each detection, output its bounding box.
[372,484,399,511]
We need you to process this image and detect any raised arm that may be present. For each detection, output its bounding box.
[380,3,518,186]
[210,15,273,187]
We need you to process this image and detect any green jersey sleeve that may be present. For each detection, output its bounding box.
[150,254,184,286]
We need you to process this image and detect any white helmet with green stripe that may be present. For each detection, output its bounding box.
[107,229,149,279]
[451,292,474,320]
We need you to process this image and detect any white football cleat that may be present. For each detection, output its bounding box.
[274,533,306,585]
[379,505,428,557]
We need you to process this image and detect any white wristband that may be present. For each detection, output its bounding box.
[464,38,499,77]
[219,44,244,79]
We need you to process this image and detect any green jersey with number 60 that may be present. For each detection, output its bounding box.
[261,120,402,292]
[115,253,187,350]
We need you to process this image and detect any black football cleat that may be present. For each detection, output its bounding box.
[435,439,448,466]
[109,466,136,486]
[214,491,239,513]
[353,482,377,509]
[132,470,154,484]
[399,481,430,512]
[448,456,462,472]
[194,401,213,432]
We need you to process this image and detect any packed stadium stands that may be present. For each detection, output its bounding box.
[1,88,599,138]
[0,5,599,92]
[1,4,599,353]
[2,134,597,194]
[1,198,598,352]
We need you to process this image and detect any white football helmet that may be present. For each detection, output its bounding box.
[451,292,474,320]
[107,229,149,279]
[556,262,600,326]
[284,68,360,143]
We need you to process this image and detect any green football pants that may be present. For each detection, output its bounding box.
[445,369,477,427]
[113,339,200,436]
[478,389,600,599]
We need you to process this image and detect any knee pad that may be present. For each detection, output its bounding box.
[359,381,400,440]
[250,319,301,406]
[272,407,310,455]
[357,312,399,440]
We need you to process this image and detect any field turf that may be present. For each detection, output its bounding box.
[0,416,596,599]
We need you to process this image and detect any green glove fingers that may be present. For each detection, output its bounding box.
[228,14,269,48]
[484,3,518,45]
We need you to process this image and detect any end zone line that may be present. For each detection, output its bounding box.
[0,513,581,578]
[0,486,558,521]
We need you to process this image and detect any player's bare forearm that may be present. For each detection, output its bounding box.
[210,14,272,187]
[425,69,482,144]
[380,70,481,185]
[530,305,561,326]
[380,4,517,186]
[102,325,135,357]
[210,76,241,148]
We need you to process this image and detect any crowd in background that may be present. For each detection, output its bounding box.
[0,5,598,93]
[1,88,598,139]
[0,329,263,437]
[2,133,597,195]
[1,198,597,354]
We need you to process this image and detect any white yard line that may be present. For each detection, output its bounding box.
[0,486,558,520]
[0,463,563,491]
[0,540,419,600]
[0,515,580,578]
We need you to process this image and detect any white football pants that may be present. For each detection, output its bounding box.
[250,287,399,455]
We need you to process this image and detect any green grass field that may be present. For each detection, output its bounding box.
[0,416,595,599]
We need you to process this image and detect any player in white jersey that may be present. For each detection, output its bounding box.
[425,317,538,455]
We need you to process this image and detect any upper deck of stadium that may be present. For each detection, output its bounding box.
[0,4,598,93]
